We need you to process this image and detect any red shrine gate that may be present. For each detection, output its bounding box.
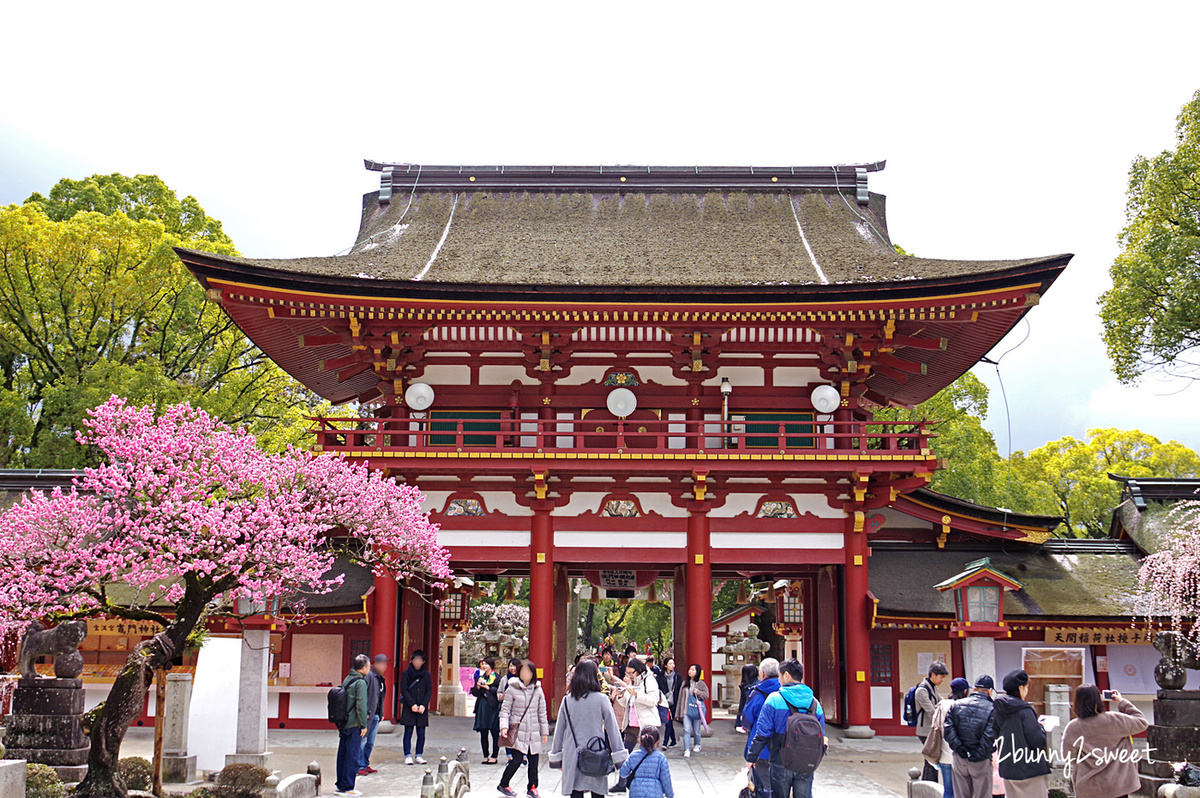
[178,162,1069,734]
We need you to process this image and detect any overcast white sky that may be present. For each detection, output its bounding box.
[2,2,1199,455]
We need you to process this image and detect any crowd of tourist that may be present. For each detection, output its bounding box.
[332,643,1155,798]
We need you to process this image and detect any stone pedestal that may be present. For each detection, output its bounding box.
[2,677,89,782]
[225,629,271,769]
[0,759,27,798]
[961,637,996,687]
[1043,684,1071,791]
[1139,690,1200,796]
[439,631,469,717]
[162,672,198,783]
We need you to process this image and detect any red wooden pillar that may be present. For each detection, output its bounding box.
[672,565,688,664]
[550,565,570,716]
[842,511,874,737]
[685,501,712,717]
[530,504,555,695]
[422,588,443,715]
[372,574,399,720]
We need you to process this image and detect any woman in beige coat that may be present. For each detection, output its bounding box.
[1062,685,1149,798]
[498,662,551,798]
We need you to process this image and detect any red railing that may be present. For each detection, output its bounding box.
[311,416,930,456]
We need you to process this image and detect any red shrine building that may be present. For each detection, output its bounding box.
[173,161,1086,735]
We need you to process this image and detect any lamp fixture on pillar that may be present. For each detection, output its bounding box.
[721,377,732,448]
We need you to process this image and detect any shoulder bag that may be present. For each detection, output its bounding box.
[499,688,533,748]
[564,702,614,777]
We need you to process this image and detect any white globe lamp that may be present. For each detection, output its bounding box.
[606,387,637,418]
[404,382,435,411]
[810,384,841,414]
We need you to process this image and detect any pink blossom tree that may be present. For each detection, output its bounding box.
[1137,498,1200,652]
[0,398,450,798]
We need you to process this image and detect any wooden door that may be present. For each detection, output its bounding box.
[816,566,841,725]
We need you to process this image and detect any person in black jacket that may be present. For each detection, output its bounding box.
[360,653,389,775]
[656,657,682,748]
[943,675,998,798]
[994,670,1050,798]
[399,650,433,766]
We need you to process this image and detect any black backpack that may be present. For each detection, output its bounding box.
[328,674,363,726]
[777,696,825,775]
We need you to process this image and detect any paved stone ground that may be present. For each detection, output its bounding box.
[122,715,923,798]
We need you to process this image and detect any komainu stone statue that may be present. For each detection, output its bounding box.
[1154,631,1200,690]
[18,620,88,679]
[5,619,91,780]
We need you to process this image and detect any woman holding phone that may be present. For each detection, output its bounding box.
[1062,685,1149,798]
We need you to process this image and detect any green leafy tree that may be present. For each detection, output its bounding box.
[876,373,1046,511]
[1009,428,1200,537]
[26,173,232,246]
[1100,90,1200,382]
[0,177,322,467]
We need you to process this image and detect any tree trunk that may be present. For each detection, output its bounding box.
[74,581,216,798]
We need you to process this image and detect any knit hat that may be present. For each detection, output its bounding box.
[950,677,970,694]
[1002,669,1029,697]
[973,674,995,690]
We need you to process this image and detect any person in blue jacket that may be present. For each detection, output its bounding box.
[618,727,673,798]
[741,658,781,797]
[746,658,825,798]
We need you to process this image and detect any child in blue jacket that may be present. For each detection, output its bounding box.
[619,727,673,798]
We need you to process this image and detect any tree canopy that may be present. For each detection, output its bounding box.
[0,175,323,467]
[1100,89,1200,382]
[1008,428,1200,537]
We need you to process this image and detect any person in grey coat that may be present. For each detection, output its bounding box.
[550,660,628,798]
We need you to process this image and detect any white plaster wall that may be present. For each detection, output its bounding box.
[438,530,530,548]
[555,366,610,386]
[472,492,532,517]
[773,366,824,387]
[871,685,895,719]
[556,530,686,548]
[791,494,845,518]
[478,365,531,385]
[631,492,688,517]
[557,492,610,516]
[711,532,844,549]
[421,491,453,513]
[709,494,762,518]
[703,366,764,387]
[420,365,472,385]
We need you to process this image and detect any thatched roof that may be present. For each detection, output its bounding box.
[203,186,1061,288]
[870,548,1144,619]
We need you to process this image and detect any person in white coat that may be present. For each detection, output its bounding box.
[498,661,550,798]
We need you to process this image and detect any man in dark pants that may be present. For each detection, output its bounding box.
[944,675,997,798]
[746,658,825,798]
[335,654,371,796]
[360,653,389,775]
[914,661,949,782]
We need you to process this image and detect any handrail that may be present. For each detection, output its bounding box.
[308,415,929,455]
